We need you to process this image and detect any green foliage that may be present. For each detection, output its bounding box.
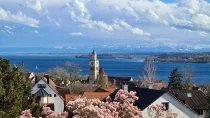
[168,68,183,89]
[0,58,40,117]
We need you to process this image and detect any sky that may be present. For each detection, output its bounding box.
[0,0,210,51]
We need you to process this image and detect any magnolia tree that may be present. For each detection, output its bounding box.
[20,89,178,118]
[147,104,178,118]
[20,107,68,118]
[66,89,143,118]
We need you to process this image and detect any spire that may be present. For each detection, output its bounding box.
[92,49,96,55]
[92,49,97,60]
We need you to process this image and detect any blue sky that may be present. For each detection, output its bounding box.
[0,0,210,51]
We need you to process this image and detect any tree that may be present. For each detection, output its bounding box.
[168,68,183,89]
[47,66,67,82]
[147,104,177,118]
[64,61,82,82]
[138,57,157,87]
[20,89,179,118]
[0,58,39,117]
[182,65,201,90]
[66,89,143,118]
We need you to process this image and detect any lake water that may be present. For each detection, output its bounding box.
[1,56,210,84]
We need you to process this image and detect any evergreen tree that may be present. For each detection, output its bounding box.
[168,68,183,89]
[0,58,40,117]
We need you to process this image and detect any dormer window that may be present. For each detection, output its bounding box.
[187,93,192,97]
[38,84,46,88]
[162,102,169,111]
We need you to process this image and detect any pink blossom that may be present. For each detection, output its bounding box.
[66,89,143,118]
[19,109,32,118]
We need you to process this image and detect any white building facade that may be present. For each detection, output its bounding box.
[142,93,203,118]
[32,79,64,113]
[89,50,99,84]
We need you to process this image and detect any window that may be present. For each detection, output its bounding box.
[195,110,203,115]
[91,62,94,65]
[162,102,169,110]
[38,84,46,88]
[49,94,52,97]
[90,67,94,70]
[54,94,56,97]
[96,67,98,70]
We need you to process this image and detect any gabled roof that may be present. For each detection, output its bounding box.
[108,76,133,82]
[83,92,110,100]
[164,89,208,110]
[108,87,165,110]
[36,88,49,97]
[94,88,116,93]
[65,94,80,103]
[34,78,64,101]
[57,88,70,98]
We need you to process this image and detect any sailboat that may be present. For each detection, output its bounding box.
[36,66,38,70]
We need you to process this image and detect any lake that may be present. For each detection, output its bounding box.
[1,56,210,84]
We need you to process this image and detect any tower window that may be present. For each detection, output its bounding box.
[91,62,94,65]
[90,67,94,70]
[96,67,98,70]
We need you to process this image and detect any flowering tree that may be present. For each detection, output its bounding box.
[20,107,68,118]
[66,89,143,118]
[147,104,178,118]
[19,110,32,118]
[20,89,179,118]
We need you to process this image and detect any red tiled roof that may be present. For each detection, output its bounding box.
[65,94,80,103]
[82,92,110,100]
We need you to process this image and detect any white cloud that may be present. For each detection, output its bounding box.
[2,25,14,34]
[25,0,42,12]
[67,0,149,36]
[34,30,39,34]
[114,20,150,36]
[0,8,39,27]
[105,0,210,33]
[70,32,83,36]
[4,25,12,30]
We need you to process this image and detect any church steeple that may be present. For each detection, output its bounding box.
[92,49,97,60]
[89,49,99,84]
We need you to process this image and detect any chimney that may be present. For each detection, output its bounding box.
[149,84,153,89]
[35,76,38,84]
[148,83,153,89]
[122,84,128,91]
[44,75,50,84]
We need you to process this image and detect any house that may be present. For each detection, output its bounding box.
[82,92,111,100]
[82,87,116,100]
[108,86,209,118]
[164,89,209,118]
[139,79,168,90]
[108,76,135,87]
[32,76,65,113]
[64,88,116,103]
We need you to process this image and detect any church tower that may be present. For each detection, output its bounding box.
[89,49,99,84]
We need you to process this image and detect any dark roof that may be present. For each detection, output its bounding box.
[36,88,49,97]
[108,76,132,82]
[57,88,70,98]
[164,89,208,110]
[108,86,165,110]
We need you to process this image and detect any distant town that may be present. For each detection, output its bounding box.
[1,50,210,118]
